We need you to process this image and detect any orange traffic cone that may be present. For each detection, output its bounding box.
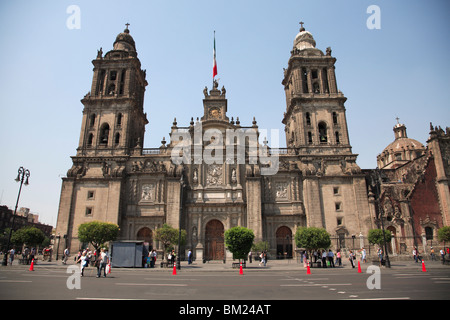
[357,261,362,273]
[239,261,244,275]
[422,260,427,272]
[306,261,311,275]
[172,263,177,275]
[29,259,34,271]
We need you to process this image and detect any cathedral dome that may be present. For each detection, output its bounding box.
[377,122,426,169]
[113,26,136,52]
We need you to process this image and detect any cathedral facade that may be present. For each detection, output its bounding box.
[55,24,376,260]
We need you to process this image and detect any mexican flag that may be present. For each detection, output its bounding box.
[213,32,218,79]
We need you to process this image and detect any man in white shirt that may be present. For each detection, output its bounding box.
[97,248,109,278]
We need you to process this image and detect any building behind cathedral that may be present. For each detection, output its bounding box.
[55,24,449,261]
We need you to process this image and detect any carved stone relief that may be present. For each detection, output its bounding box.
[206,164,223,186]
[141,183,155,201]
[275,181,289,199]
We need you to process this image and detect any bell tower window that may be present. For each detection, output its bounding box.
[332,112,338,125]
[87,133,94,147]
[100,123,110,145]
[119,70,126,95]
[306,112,311,126]
[108,84,115,95]
[89,114,96,127]
[302,68,308,93]
[115,133,120,145]
[308,132,313,144]
[318,122,328,144]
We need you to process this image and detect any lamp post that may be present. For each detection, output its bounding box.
[2,167,30,266]
[374,167,391,268]
[177,174,185,270]
[56,233,61,261]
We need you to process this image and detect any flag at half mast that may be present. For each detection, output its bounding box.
[213,31,218,79]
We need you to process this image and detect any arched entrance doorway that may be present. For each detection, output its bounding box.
[137,227,153,250]
[276,226,293,259]
[205,220,225,261]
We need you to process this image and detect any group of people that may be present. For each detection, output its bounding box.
[5,247,38,265]
[74,248,110,277]
[302,248,368,268]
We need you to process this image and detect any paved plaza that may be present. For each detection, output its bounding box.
[1,256,449,302]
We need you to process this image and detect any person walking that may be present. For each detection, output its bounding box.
[8,248,15,265]
[62,248,69,264]
[29,247,36,264]
[336,249,342,267]
[150,250,156,268]
[348,250,355,268]
[327,249,335,267]
[377,247,383,267]
[321,250,327,268]
[430,247,436,261]
[77,251,88,276]
[188,249,193,265]
[440,248,446,264]
[361,248,367,263]
[97,248,109,278]
[413,247,418,263]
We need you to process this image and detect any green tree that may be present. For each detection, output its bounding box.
[78,221,119,254]
[252,240,270,253]
[11,226,46,248]
[154,223,186,260]
[368,229,392,246]
[438,226,450,243]
[295,227,331,259]
[224,226,255,262]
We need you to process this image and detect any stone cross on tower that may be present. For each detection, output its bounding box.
[299,21,305,31]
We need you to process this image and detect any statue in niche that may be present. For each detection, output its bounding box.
[231,168,237,184]
[193,168,198,184]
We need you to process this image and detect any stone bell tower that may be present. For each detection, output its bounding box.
[280,22,373,241]
[77,24,148,156]
[282,22,351,154]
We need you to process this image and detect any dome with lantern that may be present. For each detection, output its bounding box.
[377,120,426,169]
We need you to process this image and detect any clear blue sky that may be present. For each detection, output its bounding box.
[0,0,448,227]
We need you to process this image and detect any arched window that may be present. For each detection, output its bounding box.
[89,114,96,127]
[117,113,123,127]
[308,132,313,144]
[425,227,434,240]
[108,83,115,95]
[332,112,338,125]
[100,123,110,145]
[318,122,328,143]
[305,112,311,126]
[335,131,340,144]
[87,133,94,147]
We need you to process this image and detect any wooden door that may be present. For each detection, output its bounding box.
[205,220,225,261]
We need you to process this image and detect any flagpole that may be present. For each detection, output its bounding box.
[213,30,217,89]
